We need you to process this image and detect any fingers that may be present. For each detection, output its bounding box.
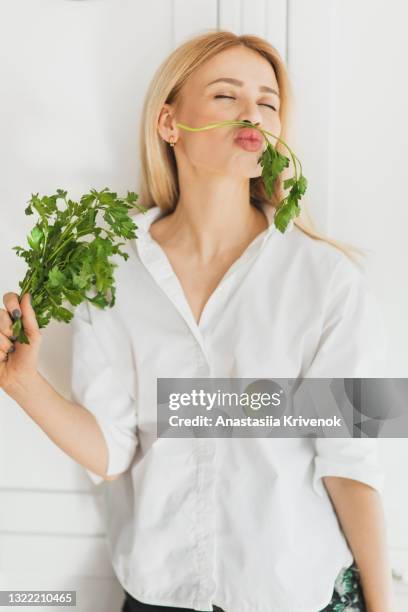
[0,308,15,339]
[2,292,40,342]
[0,307,17,363]
[3,292,22,321]
[0,332,14,360]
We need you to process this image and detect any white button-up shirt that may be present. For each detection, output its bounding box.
[70,202,388,612]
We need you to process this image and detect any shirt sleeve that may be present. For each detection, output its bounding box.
[70,300,139,485]
[312,437,385,496]
[304,255,388,496]
[303,254,389,378]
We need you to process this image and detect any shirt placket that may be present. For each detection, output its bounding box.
[192,437,218,611]
[135,220,276,611]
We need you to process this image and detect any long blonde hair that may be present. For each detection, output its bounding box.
[136,29,365,265]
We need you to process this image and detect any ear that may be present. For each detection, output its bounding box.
[157,103,178,144]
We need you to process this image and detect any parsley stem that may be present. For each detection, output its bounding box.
[18,225,87,299]
[44,287,59,310]
[43,196,101,268]
[19,270,36,300]
[176,120,302,181]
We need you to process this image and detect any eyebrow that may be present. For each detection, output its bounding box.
[205,77,280,97]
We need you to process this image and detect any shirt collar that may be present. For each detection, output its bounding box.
[259,201,277,232]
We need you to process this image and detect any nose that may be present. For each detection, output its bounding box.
[242,119,261,128]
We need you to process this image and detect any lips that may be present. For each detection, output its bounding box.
[234,127,263,144]
[234,127,263,151]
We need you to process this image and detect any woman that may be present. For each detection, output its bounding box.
[0,30,396,612]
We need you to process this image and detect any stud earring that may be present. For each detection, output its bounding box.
[169,135,176,147]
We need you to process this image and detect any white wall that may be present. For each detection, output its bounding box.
[0,1,407,610]
[327,4,408,599]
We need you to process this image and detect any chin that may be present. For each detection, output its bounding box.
[227,159,261,178]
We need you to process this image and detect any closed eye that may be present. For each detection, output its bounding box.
[214,95,277,111]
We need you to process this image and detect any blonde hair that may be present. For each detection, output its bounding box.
[136,29,365,266]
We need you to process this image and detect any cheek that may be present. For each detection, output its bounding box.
[267,114,281,133]
[185,141,263,177]
[181,99,215,120]
[182,136,230,164]
[181,122,233,156]
[190,101,235,126]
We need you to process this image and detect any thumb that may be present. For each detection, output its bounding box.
[19,293,40,339]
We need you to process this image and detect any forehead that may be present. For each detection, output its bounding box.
[187,46,279,91]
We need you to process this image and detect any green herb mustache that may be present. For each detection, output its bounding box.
[176,120,308,234]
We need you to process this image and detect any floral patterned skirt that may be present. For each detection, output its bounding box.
[121,561,366,611]
[318,560,366,611]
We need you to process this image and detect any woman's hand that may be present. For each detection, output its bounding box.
[0,292,42,393]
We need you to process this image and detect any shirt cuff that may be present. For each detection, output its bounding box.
[84,415,139,486]
[312,438,385,497]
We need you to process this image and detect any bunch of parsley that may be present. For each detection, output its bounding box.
[11,188,147,345]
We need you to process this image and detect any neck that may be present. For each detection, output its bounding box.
[160,178,268,262]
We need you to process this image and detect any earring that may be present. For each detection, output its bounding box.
[169,135,176,147]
